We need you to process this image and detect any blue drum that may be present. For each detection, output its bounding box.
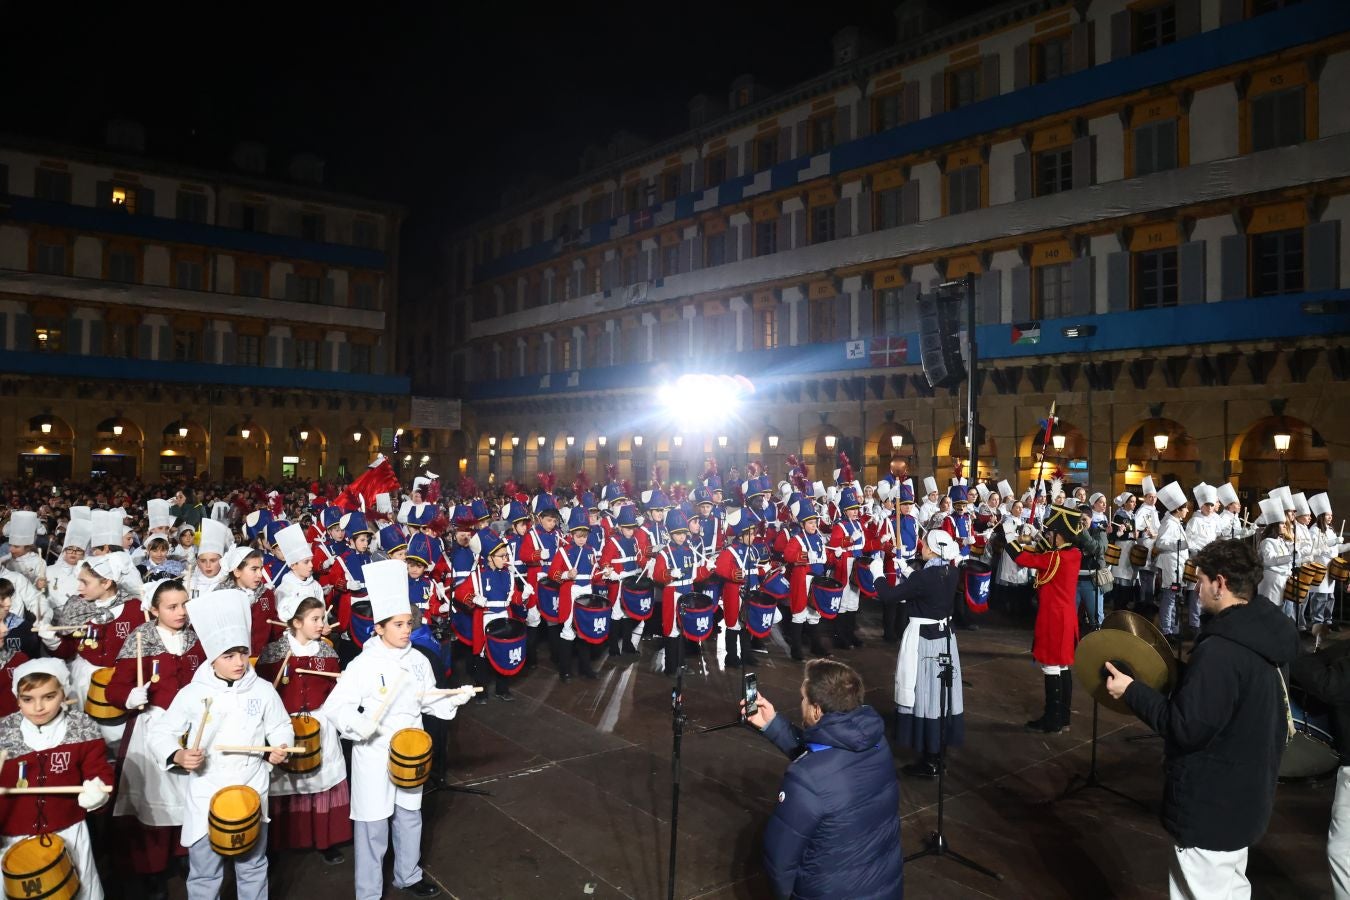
[760,567,790,600]
[537,577,563,623]
[485,617,528,677]
[349,600,375,648]
[741,591,779,639]
[853,559,877,599]
[678,593,718,642]
[962,559,992,615]
[809,577,844,619]
[620,576,655,620]
[572,595,612,645]
[449,601,476,647]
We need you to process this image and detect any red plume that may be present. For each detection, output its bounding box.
[503,478,520,499]
[747,460,763,479]
[1051,465,1067,483]
[426,511,449,536]
[425,476,441,505]
[836,451,853,485]
[785,454,809,495]
[606,464,618,484]
[267,491,285,518]
[572,470,591,498]
[622,479,634,501]
[953,458,964,480]
[458,475,478,500]
[669,483,687,505]
[702,458,718,481]
[537,471,556,495]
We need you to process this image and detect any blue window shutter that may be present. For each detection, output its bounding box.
[15,312,33,351]
[1219,235,1247,300]
[1178,241,1206,304]
[87,318,104,355]
[66,315,84,354]
[688,237,703,271]
[835,197,853,239]
[1307,221,1340,291]
[1010,266,1032,321]
[1070,257,1094,316]
[727,144,741,179]
[978,271,1002,324]
[1107,252,1132,312]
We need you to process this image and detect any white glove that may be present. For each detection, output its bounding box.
[521,583,535,600]
[540,549,551,560]
[448,691,474,708]
[77,777,109,811]
[350,716,379,741]
[868,556,885,580]
[126,685,151,710]
[473,595,488,608]
[35,624,61,651]
[669,567,682,579]
[321,557,335,571]
[346,579,364,591]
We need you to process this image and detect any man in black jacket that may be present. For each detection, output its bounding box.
[1106,538,1298,898]
[1292,638,1350,897]
[745,659,903,899]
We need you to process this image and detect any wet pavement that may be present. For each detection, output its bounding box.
[152,610,1341,899]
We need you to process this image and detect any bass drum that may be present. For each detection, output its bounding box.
[1280,688,1340,781]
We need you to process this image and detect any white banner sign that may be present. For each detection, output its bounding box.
[410,397,462,430]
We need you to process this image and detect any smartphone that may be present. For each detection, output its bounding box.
[743,673,759,718]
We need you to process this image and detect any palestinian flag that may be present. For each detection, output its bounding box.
[1012,322,1041,345]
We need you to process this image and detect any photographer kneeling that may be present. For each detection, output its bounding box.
[744,659,903,899]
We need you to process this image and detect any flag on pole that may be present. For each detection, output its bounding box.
[339,455,401,513]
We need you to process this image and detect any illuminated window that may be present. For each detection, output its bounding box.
[34,325,62,352]
[756,308,779,349]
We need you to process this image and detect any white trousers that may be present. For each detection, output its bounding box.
[356,805,423,900]
[1331,766,1350,900]
[1169,846,1249,900]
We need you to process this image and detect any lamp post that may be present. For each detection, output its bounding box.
[1273,431,1291,486]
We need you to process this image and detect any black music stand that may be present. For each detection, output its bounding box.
[903,623,1002,881]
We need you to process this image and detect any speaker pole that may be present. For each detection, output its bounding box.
[963,272,978,486]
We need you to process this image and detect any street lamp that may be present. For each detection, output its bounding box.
[353,431,363,443]
[890,434,903,450]
[536,435,546,448]
[488,435,497,447]
[1153,433,1169,453]
[768,434,780,449]
[824,434,837,450]
[240,428,251,440]
[598,436,608,448]
[1052,434,1066,452]
[1272,432,1291,453]
[566,435,575,447]
[717,435,728,449]
[40,421,52,435]
[511,436,520,448]
[633,435,643,448]
[178,426,188,438]
[673,434,683,448]
[112,424,124,437]
[1274,430,1292,484]
[299,430,309,442]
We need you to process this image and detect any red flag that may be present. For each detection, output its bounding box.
[339,455,401,513]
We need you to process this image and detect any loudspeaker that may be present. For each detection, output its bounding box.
[918,290,966,389]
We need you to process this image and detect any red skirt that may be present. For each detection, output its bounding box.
[267,781,353,850]
[113,816,187,874]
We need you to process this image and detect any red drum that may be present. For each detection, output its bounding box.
[572,595,612,645]
[678,593,718,642]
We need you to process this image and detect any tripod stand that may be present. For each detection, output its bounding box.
[667,634,686,900]
[903,622,1001,881]
[1056,696,1146,809]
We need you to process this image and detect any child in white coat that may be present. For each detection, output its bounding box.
[148,589,293,900]
[323,559,470,900]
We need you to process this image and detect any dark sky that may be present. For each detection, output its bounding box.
[3,0,997,286]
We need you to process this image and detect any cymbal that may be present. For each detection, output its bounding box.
[1075,616,1176,715]
[1101,609,1178,688]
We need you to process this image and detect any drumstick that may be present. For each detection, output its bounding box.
[418,686,484,697]
[295,668,340,678]
[212,745,302,754]
[272,648,292,689]
[42,624,99,632]
[268,619,288,628]
[136,633,144,691]
[191,698,212,751]
[0,785,113,796]
[370,670,406,723]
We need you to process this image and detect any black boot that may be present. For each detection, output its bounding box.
[901,752,943,778]
[786,621,805,661]
[622,618,640,654]
[1059,669,1074,734]
[738,630,756,667]
[577,640,599,679]
[882,600,899,643]
[525,625,539,670]
[662,637,679,676]
[845,611,863,648]
[608,619,625,657]
[723,627,741,667]
[556,634,573,682]
[807,622,832,658]
[1025,673,1063,733]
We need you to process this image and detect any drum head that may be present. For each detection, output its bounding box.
[1279,733,1341,780]
[962,559,992,575]
[812,577,843,590]
[679,592,715,612]
[540,578,561,591]
[485,618,526,640]
[574,594,609,611]
[626,576,655,592]
[351,600,373,618]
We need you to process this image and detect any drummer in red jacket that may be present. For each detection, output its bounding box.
[1010,503,1085,734]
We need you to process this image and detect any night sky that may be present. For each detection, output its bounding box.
[4,1,998,286]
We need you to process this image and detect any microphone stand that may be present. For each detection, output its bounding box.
[904,614,1001,881]
[667,635,686,900]
[1055,696,1147,809]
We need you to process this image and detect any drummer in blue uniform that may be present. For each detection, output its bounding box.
[452,533,522,702]
[651,507,709,675]
[545,507,605,682]
[598,505,646,658]
[712,508,764,667]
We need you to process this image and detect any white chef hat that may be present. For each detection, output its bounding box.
[1308,492,1331,518]
[1140,476,1157,496]
[11,658,72,697]
[62,519,91,552]
[276,580,322,624]
[69,506,92,522]
[89,509,123,548]
[1257,498,1286,526]
[187,589,254,662]
[923,476,939,496]
[6,511,38,546]
[1191,483,1210,507]
[147,499,174,530]
[1157,482,1187,513]
[364,559,412,622]
[996,480,1013,500]
[1215,482,1240,506]
[1291,492,1311,517]
[1270,486,1295,512]
[197,519,233,557]
[274,523,312,564]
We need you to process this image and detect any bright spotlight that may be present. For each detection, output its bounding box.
[658,374,754,429]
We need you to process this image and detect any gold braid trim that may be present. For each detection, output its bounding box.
[1033,551,1063,588]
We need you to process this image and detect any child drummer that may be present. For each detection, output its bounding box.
[148,590,293,900]
[323,559,471,900]
[0,658,114,900]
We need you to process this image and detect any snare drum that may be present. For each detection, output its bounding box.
[1330,556,1350,584]
[1280,692,1339,780]
[808,577,844,619]
[282,714,322,774]
[1298,561,1328,594]
[208,785,262,857]
[388,728,433,788]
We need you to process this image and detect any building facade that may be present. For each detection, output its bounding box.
[449,0,1350,512]
[0,129,433,483]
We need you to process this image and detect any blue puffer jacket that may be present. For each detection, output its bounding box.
[761,704,903,899]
